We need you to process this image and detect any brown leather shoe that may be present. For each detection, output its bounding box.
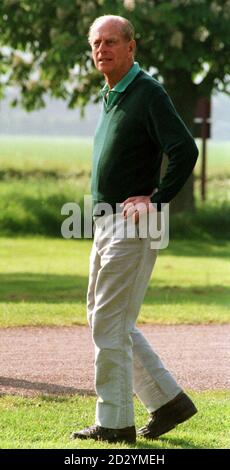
[137,392,197,439]
[71,424,136,444]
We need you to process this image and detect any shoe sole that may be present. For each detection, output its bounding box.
[138,404,197,439]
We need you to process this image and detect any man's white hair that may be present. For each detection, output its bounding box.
[88,15,135,44]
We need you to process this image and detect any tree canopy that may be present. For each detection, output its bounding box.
[0,0,229,116]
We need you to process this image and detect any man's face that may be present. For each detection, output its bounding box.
[90,21,135,77]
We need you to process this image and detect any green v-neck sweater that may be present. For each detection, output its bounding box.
[91,70,198,213]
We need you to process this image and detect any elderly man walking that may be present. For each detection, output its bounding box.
[71,15,198,444]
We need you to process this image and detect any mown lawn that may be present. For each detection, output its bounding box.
[0,391,229,449]
[0,237,229,327]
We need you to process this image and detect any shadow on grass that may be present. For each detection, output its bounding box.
[134,436,204,449]
[144,284,230,306]
[149,435,205,449]
[160,239,230,258]
[0,273,87,303]
[0,273,229,308]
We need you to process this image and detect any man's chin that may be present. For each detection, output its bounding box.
[97,63,113,73]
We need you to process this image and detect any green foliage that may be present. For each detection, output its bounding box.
[0,0,229,111]
[170,202,230,240]
[0,177,229,239]
[0,178,88,236]
[0,136,229,238]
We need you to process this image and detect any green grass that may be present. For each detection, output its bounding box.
[0,391,229,449]
[195,140,230,179]
[0,237,229,327]
[0,136,92,174]
[0,136,229,178]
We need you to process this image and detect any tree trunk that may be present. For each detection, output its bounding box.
[163,71,198,213]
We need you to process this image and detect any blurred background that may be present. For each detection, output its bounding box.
[0,86,229,139]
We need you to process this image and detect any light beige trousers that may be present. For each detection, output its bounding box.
[87,214,181,429]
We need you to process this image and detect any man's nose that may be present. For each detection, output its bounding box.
[97,41,107,53]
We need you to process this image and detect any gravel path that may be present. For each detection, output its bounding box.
[0,324,229,397]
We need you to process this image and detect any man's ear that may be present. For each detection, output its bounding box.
[129,39,136,55]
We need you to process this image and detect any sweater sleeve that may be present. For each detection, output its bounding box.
[147,88,199,208]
